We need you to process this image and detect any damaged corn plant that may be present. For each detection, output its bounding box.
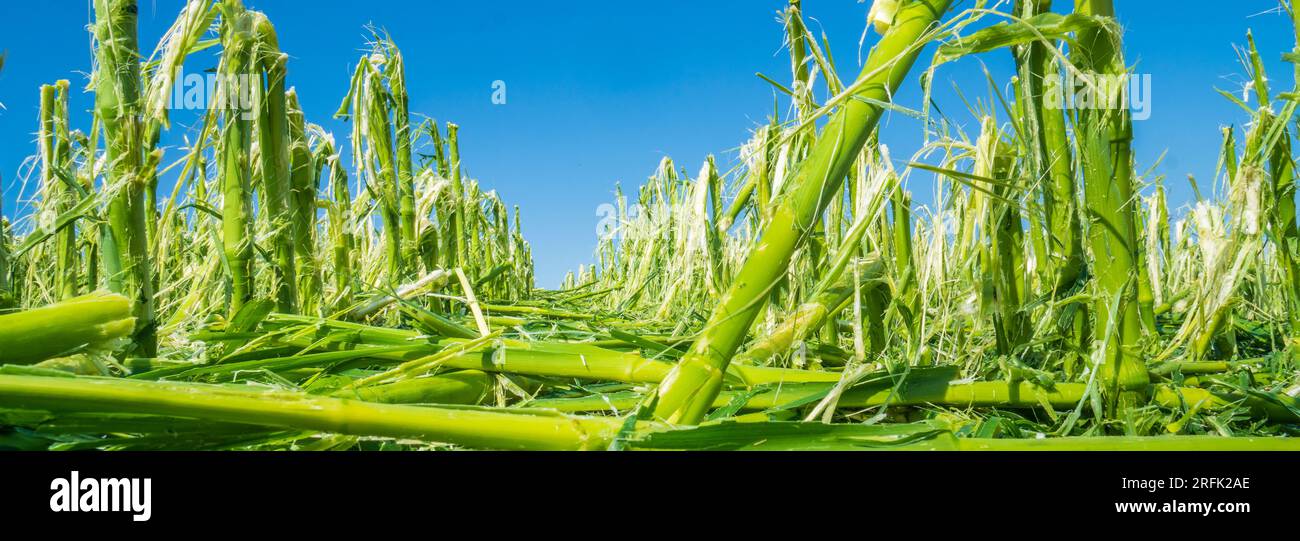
[2,0,1300,451]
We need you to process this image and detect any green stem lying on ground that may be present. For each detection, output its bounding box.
[0,292,135,365]
[635,422,1300,450]
[331,370,494,405]
[532,374,1300,423]
[4,373,1294,450]
[0,373,627,450]
[262,313,845,386]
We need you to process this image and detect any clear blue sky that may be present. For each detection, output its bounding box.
[1,1,1296,287]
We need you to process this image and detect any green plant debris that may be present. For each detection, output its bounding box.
[2,0,1300,450]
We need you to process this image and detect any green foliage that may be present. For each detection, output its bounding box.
[2,0,1300,450]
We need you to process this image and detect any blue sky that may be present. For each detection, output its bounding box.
[1,0,1297,287]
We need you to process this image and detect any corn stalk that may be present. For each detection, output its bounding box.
[218,0,256,315]
[1071,0,1150,400]
[653,0,953,425]
[0,292,135,365]
[93,0,156,356]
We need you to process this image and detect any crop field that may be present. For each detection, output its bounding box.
[2,0,1300,451]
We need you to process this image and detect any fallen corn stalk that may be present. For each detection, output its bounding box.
[0,291,135,365]
[0,374,627,450]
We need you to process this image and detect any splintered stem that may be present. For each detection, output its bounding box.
[219,1,256,315]
[287,90,321,315]
[94,0,155,356]
[254,37,298,313]
[0,291,135,365]
[40,80,79,300]
[652,0,953,425]
[387,41,418,272]
[1072,0,1150,399]
[734,257,886,365]
[325,145,355,311]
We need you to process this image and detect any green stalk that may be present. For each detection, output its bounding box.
[336,52,404,284]
[1266,19,1300,344]
[324,145,355,311]
[386,40,418,271]
[218,1,256,315]
[570,379,1091,414]
[0,292,135,365]
[1221,126,1239,186]
[1072,0,1150,397]
[704,156,725,295]
[76,127,102,293]
[440,344,844,386]
[890,186,917,329]
[1133,205,1158,336]
[734,257,885,365]
[0,374,626,450]
[785,0,813,118]
[1270,127,1300,342]
[1019,0,1090,364]
[1151,385,1300,423]
[755,122,778,226]
[941,435,1300,451]
[980,120,1029,353]
[447,122,467,270]
[653,0,953,424]
[331,370,494,405]
[287,90,321,315]
[0,205,10,309]
[264,314,843,386]
[633,425,1300,450]
[717,128,767,233]
[1024,0,1085,294]
[367,63,404,282]
[0,55,8,310]
[538,376,1300,424]
[40,81,79,300]
[1147,185,1169,306]
[142,127,161,261]
[7,413,269,439]
[94,0,155,356]
[252,18,297,313]
[480,303,593,320]
[427,119,451,178]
